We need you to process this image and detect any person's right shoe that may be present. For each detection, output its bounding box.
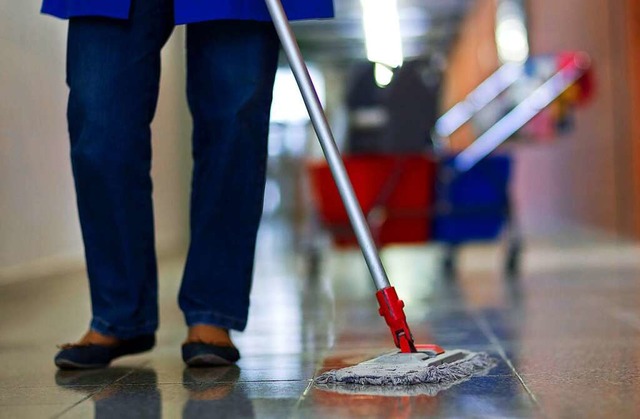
[55,334,156,370]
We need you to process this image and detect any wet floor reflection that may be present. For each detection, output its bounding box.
[56,368,161,419]
[182,367,254,419]
[304,373,537,418]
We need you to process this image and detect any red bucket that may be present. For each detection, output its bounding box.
[308,155,437,247]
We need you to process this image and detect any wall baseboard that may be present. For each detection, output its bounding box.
[0,236,187,287]
[0,252,86,287]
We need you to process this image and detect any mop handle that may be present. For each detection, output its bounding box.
[265,0,391,291]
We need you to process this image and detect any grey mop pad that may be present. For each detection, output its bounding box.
[315,378,481,397]
[314,350,495,388]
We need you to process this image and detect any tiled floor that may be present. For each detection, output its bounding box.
[2,219,640,418]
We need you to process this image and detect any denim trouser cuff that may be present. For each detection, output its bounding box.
[90,317,158,340]
[184,311,247,332]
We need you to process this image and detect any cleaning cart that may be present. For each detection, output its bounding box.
[307,52,593,277]
[307,152,516,275]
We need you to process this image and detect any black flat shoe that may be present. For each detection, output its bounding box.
[182,342,240,367]
[54,334,155,370]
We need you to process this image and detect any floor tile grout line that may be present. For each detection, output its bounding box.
[50,362,150,419]
[289,348,333,415]
[292,379,314,415]
[473,313,545,414]
[49,392,95,418]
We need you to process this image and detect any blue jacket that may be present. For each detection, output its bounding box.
[41,0,334,24]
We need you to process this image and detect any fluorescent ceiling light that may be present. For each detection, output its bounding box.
[496,0,530,63]
[496,18,529,63]
[360,0,404,69]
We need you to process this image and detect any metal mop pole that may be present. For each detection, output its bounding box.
[265,0,388,291]
[265,0,436,354]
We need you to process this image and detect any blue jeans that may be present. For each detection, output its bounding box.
[67,0,279,339]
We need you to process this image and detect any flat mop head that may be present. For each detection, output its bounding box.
[314,348,495,388]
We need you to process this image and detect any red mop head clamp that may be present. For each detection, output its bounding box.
[376,287,418,353]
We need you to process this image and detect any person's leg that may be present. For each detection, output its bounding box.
[179,20,280,339]
[66,0,174,340]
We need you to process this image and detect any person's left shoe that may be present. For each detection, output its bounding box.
[182,343,240,367]
[182,325,240,367]
[55,334,156,370]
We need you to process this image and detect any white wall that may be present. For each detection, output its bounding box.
[0,1,191,283]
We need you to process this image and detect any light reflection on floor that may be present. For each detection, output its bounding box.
[1,218,640,418]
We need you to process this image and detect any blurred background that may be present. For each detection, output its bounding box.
[1,0,639,281]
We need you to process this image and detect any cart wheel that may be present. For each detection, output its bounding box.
[505,242,522,279]
[443,245,458,278]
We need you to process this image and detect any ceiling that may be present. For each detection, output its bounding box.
[291,0,476,63]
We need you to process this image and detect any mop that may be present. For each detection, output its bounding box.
[265,0,496,388]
